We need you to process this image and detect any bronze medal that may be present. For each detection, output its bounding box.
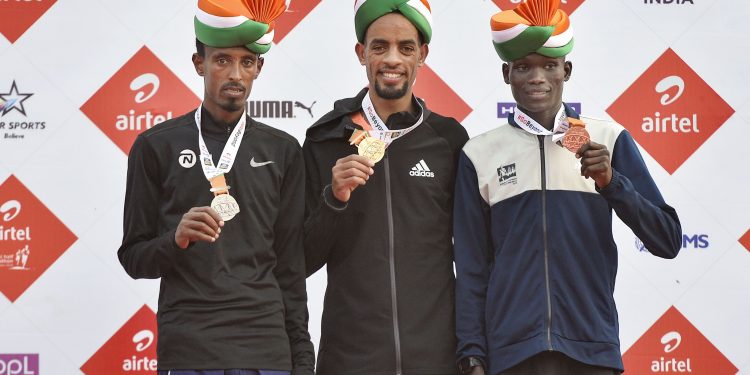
[561,118,590,153]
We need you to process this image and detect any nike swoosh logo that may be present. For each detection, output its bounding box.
[250,157,275,167]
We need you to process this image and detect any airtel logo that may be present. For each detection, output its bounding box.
[655,76,684,106]
[661,331,682,353]
[122,329,157,371]
[132,330,154,352]
[130,73,159,104]
[0,200,21,222]
[116,72,173,132]
[642,74,698,134]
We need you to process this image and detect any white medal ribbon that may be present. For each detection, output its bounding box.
[194,106,247,181]
[513,106,569,144]
[361,90,425,145]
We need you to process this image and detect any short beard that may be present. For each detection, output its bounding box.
[374,81,409,100]
[219,99,244,113]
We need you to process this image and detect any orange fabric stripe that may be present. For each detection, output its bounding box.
[198,0,244,17]
[550,11,569,35]
[490,12,532,31]
[491,0,570,32]
[198,0,286,24]
[419,0,432,12]
[241,0,286,24]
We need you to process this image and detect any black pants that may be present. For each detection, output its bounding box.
[499,351,620,375]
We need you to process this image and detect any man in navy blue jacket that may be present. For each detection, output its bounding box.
[453,1,682,374]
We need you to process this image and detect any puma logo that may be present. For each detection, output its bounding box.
[294,101,316,118]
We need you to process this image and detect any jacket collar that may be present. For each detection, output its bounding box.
[306,88,432,142]
[508,102,580,130]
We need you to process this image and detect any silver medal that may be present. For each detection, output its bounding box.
[211,194,240,221]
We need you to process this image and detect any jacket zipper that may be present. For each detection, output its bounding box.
[538,135,553,351]
[384,152,403,375]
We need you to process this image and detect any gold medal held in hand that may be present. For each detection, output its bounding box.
[357,136,386,163]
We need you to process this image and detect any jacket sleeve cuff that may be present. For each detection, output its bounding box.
[596,168,622,196]
[323,184,348,211]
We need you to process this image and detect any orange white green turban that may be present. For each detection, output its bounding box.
[194,0,286,54]
[354,0,433,44]
[490,0,574,62]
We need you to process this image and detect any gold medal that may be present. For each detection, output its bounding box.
[211,193,240,221]
[357,136,386,163]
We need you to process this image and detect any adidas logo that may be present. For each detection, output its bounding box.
[410,159,435,178]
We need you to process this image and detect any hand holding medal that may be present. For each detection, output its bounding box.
[350,129,386,163]
[561,118,590,153]
[174,206,224,249]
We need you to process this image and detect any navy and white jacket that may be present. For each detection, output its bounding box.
[453,104,681,374]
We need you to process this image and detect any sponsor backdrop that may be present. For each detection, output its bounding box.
[0,0,748,374]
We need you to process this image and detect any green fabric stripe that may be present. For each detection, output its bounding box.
[396,4,431,43]
[246,41,271,54]
[194,17,269,49]
[536,38,575,58]
[493,25,554,62]
[355,0,405,42]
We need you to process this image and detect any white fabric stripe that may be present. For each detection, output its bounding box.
[419,160,430,171]
[491,24,528,44]
[354,0,432,28]
[196,6,248,28]
[463,117,623,206]
[406,0,433,28]
[542,27,573,48]
[354,0,367,13]
[256,29,275,45]
[416,164,425,172]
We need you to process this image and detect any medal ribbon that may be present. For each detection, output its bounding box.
[360,90,425,146]
[194,106,247,195]
[513,106,569,144]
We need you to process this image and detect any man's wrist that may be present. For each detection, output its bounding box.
[323,184,348,211]
[458,356,484,375]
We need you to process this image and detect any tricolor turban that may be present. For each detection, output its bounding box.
[194,0,286,54]
[490,0,574,62]
[354,0,433,44]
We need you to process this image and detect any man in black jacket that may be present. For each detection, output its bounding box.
[303,1,469,374]
[118,1,314,374]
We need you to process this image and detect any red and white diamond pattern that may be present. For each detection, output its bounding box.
[0,0,748,373]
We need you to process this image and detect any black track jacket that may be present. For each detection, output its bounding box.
[118,109,314,373]
[304,88,469,375]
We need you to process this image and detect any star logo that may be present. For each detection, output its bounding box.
[0,80,34,117]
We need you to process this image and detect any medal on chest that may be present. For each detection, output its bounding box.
[346,91,425,163]
[195,107,246,221]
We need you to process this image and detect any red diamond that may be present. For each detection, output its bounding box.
[492,0,585,15]
[273,0,322,44]
[0,175,77,302]
[739,229,750,253]
[81,46,200,155]
[0,0,56,43]
[414,64,472,122]
[607,49,734,174]
[623,306,737,374]
[81,305,158,374]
